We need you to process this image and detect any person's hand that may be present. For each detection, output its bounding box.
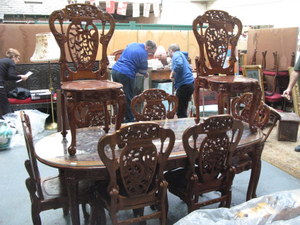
[144,72,149,78]
[169,71,174,80]
[19,74,29,81]
[282,89,291,100]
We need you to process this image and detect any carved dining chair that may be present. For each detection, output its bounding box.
[49,3,125,155]
[165,114,244,213]
[230,93,281,198]
[193,10,247,123]
[111,49,124,61]
[90,122,175,225]
[20,111,93,225]
[131,88,178,121]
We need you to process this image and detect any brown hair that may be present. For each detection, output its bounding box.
[6,48,20,59]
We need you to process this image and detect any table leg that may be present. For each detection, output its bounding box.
[115,89,126,130]
[66,176,80,225]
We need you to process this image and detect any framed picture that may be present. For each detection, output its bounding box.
[289,67,300,116]
[242,65,265,100]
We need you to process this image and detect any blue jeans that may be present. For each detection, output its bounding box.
[112,70,135,122]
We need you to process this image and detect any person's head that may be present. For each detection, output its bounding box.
[6,48,21,63]
[168,44,180,58]
[145,40,157,55]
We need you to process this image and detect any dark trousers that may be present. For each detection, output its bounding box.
[0,86,12,119]
[176,83,194,118]
[112,70,135,123]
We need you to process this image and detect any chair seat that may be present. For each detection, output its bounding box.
[265,93,283,102]
[41,176,94,201]
[61,80,123,91]
[263,70,288,76]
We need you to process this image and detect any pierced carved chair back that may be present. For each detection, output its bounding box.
[193,10,242,77]
[21,111,44,199]
[166,115,243,213]
[49,3,115,81]
[231,92,281,143]
[131,88,178,121]
[95,122,175,224]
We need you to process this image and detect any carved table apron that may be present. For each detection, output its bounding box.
[35,117,262,225]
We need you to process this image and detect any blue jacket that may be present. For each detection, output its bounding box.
[171,51,194,89]
[112,43,148,79]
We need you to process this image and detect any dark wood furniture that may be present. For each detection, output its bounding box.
[49,3,125,155]
[131,88,178,121]
[231,93,281,198]
[91,122,175,225]
[34,118,263,225]
[165,115,244,213]
[111,49,124,61]
[20,111,92,225]
[277,112,300,142]
[262,51,286,110]
[192,10,262,131]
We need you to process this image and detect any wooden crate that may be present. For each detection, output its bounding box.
[277,112,300,142]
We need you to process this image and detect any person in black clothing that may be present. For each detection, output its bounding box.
[0,48,29,119]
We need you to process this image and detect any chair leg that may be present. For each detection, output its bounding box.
[31,203,42,225]
[90,203,106,225]
[133,208,146,225]
[81,203,90,220]
[63,204,69,216]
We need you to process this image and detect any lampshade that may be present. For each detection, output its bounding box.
[30,32,60,62]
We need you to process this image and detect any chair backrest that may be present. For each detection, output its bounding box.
[97,122,175,198]
[182,114,243,183]
[131,88,178,121]
[231,93,281,143]
[262,51,279,95]
[20,111,44,199]
[193,10,242,77]
[49,3,115,82]
[111,49,124,61]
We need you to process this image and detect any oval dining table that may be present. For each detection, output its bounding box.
[35,117,263,225]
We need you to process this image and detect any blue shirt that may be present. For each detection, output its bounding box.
[112,43,148,79]
[171,51,194,89]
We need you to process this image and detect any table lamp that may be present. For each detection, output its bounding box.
[30,32,60,130]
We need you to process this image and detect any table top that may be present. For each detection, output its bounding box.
[199,75,259,84]
[35,117,263,170]
[61,79,123,91]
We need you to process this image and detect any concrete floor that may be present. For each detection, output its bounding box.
[1,130,300,225]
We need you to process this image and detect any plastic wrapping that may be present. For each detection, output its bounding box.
[175,189,300,225]
[3,110,49,148]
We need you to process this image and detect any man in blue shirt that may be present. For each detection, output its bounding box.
[168,44,194,118]
[112,40,157,123]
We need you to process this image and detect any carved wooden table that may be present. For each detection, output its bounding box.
[195,75,262,132]
[35,117,263,225]
[61,80,125,156]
